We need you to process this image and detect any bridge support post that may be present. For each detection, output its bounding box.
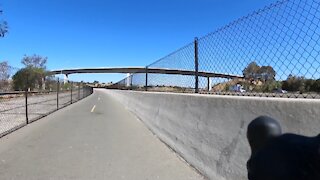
[145,67,148,91]
[126,73,132,88]
[57,78,60,110]
[63,74,69,84]
[194,37,199,93]
[207,77,210,92]
[70,81,73,104]
[130,74,133,89]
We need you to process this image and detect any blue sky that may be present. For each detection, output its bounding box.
[0,0,276,83]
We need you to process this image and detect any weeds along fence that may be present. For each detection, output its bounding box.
[111,0,320,99]
[0,68,93,137]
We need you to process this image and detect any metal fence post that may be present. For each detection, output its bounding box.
[145,66,148,91]
[57,78,60,110]
[25,74,29,124]
[82,84,85,98]
[194,37,199,93]
[78,82,80,100]
[70,82,73,104]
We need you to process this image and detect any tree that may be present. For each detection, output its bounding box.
[21,54,47,69]
[0,10,8,37]
[243,62,260,79]
[12,67,46,91]
[243,62,276,82]
[0,61,9,80]
[261,81,281,92]
[0,61,10,91]
[258,66,276,82]
[282,75,305,92]
[304,79,315,92]
[12,68,28,91]
[305,78,320,93]
[12,55,48,91]
[311,79,320,92]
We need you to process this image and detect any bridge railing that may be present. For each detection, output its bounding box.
[111,0,320,99]
[0,74,93,138]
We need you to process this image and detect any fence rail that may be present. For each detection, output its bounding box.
[111,0,320,99]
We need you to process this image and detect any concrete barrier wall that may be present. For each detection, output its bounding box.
[105,89,320,180]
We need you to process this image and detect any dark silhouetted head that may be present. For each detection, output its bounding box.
[247,116,282,154]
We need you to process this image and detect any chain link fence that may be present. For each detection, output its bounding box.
[111,0,320,98]
[0,67,93,137]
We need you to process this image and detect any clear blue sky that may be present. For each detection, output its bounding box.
[0,0,276,83]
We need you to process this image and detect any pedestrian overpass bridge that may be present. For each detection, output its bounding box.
[48,67,245,91]
[49,67,243,79]
[48,67,244,84]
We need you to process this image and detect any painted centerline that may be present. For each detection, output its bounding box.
[91,105,96,113]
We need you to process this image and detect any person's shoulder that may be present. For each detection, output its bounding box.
[250,133,320,179]
[276,133,319,146]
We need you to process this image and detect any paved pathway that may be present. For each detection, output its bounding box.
[0,89,203,180]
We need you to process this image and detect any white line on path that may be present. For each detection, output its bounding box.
[91,105,96,113]
[98,97,101,101]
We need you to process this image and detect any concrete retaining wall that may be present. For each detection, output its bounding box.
[105,89,320,180]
